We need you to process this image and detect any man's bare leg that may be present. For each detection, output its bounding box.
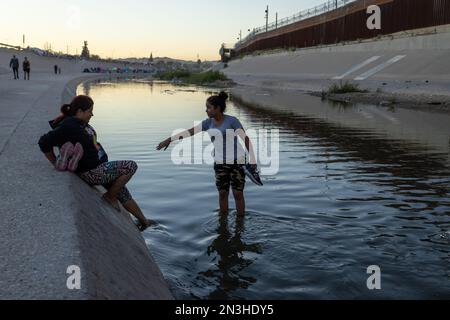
[219,190,229,216]
[233,190,246,217]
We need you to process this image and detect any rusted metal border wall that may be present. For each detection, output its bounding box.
[234,0,450,57]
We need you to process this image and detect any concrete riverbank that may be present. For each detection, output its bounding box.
[224,25,450,114]
[0,49,173,299]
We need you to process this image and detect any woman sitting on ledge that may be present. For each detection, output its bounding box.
[38,95,154,232]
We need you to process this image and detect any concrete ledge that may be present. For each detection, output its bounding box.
[66,76,173,300]
[72,175,173,299]
[0,73,173,299]
[66,77,173,299]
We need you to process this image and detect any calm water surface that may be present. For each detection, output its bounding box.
[78,80,450,299]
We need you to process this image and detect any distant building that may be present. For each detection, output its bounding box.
[81,41,90,59]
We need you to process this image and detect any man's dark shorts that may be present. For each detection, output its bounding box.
[214,163,246,192]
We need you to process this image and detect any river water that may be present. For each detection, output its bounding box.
[78,80,450,299]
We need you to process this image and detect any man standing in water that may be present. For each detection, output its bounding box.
[9,55,19,80]
[157,92,259,217]
[23,57,31,80]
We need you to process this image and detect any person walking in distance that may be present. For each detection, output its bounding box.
[9,55,19,80]
[23,57,31,80]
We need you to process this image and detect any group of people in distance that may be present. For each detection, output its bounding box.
[8,55,62,80]
[9,55,31,80]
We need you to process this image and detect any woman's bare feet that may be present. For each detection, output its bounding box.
[137,219,157,232]
[102,193,120,212]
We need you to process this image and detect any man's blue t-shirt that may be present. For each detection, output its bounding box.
[201,115,246,164]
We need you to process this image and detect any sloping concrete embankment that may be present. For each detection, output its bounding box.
[0,68,172,299]
[224,25,450,96]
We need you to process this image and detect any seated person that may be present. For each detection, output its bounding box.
[38,95,154,231]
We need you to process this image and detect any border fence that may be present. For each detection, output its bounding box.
[232,0,450,57]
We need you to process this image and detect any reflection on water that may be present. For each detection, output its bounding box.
[78,80,450,300]
[198,215,262,300]
[233,98,450,210]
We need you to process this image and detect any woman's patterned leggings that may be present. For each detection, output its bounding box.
[79,160,138,204]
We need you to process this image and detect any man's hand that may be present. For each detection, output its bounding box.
[157,138,171,151]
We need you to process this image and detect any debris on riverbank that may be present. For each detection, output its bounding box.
[155,70,236,87]
[313,90,450,114]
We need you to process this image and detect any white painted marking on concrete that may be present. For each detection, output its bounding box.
[354,55,406,81]
[13,92,32,95]
[332,56,381,80]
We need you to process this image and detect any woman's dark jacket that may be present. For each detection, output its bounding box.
[38,117,102,173]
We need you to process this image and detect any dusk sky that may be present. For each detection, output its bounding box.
[0,0,328,61]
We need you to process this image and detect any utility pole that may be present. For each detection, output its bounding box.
[22,35,25,48]
[265,5,269,32]
[276,12,278,29]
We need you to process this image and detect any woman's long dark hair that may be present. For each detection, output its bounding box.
[61,95,94,116]
[50,95,94,128]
